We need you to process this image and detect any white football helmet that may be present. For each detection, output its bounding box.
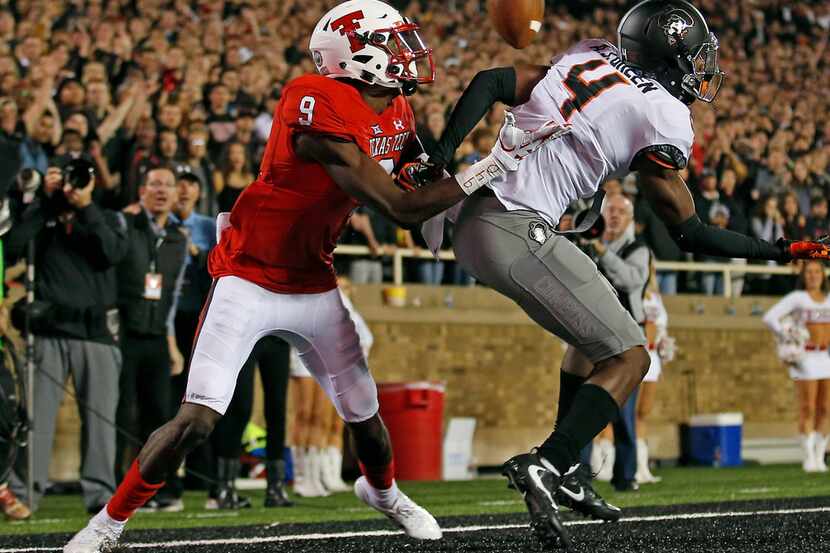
[309,0,435,95]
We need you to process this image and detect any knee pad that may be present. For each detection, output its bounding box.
[330,360,379,423]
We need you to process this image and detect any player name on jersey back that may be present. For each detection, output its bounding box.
[589,43,660,95]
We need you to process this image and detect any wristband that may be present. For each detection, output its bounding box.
[453,153,506,196]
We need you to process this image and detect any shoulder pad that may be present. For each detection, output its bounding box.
[633,144,688,171]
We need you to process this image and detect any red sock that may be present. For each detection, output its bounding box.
[359,459,395,490]
[106,460,165,522]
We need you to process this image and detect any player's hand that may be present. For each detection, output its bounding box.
[492,111,572,172]
[395,154,445,192]
[778,236,830,262]
[169,338,185,376]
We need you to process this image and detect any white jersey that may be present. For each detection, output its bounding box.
[493,39,694,227]
[763,291,830,336]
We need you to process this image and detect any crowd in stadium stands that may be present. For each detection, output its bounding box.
[1,0,829,291]
[0,0,829,522]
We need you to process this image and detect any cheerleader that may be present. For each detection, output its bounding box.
[635,262,675,484]
[291,277,374,496]
[764,260,830,473]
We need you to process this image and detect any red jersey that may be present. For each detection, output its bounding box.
[209,75,416,294]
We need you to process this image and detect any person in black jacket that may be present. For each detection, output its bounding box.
[115,166,187,493]
[6,160,128,514]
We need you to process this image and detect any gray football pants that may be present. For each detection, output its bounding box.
[453,193,645,362]
[11,337,121,511]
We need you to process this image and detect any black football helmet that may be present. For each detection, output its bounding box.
[618,0,724,104]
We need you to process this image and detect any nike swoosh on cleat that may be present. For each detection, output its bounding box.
[558,484,585,503]
[528,465,556,507]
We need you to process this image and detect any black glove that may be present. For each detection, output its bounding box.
[394,156,445,192]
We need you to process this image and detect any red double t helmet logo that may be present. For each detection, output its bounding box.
[331,10,365,53]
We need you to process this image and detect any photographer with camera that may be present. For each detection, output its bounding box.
[5,159,128,514]
[578,193,650,492]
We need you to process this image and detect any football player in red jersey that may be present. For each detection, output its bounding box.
[64,1,571,551]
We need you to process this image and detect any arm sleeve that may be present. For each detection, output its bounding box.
[763,293,800,336]
[431,67,517,166]
[669,214,783,261]
[598,246,650,292]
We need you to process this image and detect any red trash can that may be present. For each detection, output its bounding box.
[377,382,445,481]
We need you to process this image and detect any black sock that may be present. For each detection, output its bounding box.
[538,384,620,475]
[555,372,588,430]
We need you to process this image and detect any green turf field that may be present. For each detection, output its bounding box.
[3,464,829,536]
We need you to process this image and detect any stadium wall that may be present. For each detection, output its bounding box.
[48,286,795,479]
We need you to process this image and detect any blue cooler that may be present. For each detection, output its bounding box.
[688,413,743,467]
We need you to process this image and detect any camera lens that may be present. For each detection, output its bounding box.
[63,159,95,188]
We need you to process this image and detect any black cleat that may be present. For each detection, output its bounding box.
[555,468,622,522]
[502,452,572,551]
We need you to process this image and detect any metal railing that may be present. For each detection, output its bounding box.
[334,245,802,298]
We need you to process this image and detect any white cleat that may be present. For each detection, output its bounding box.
[63,507,125,553]
[354,476,442,540]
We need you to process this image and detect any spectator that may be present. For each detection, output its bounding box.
[114,167,187,494]
[701,203,732,296]
[231,105,263,174]
[782,191,807,240]
[693,169,720,223]
[182,127,217,215]
[583,194,649,492]
[0,97,23,192]
[805,196,830,240]
[169,171,217,507]
[214,141,254,213]
[0,286,30,521]
[158,102,184,134]
[7,160,127,514]
[750,195,786,295]
[206,83,235,159]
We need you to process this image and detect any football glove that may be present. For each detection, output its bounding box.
[779,235,830,262]
[395,154,445,192]
[492,111,572,172]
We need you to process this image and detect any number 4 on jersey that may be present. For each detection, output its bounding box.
[560,60,627,121]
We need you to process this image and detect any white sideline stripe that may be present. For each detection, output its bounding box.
[3,506,830,553]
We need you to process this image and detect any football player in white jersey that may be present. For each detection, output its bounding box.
[402,0,830,548]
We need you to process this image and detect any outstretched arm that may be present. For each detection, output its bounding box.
[296,110,569,228]
[295,134,466,228]
[431,65,548,165]
[635,157,786,261]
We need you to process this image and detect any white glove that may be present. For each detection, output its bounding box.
[492,111,572,172]
[455,111,571,195]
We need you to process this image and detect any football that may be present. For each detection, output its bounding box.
[487,0,544,49]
